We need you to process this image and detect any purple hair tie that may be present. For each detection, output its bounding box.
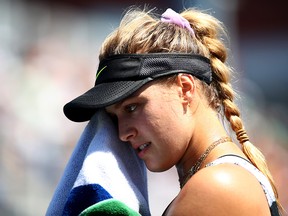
[161,8,195,36]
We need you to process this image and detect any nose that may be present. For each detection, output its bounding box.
[118,119,137,142]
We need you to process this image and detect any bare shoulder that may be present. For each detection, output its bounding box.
[167,164,271,216]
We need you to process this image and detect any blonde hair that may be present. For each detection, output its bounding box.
[99,7,282,212]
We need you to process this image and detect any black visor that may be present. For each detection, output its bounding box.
[64,53,212,122]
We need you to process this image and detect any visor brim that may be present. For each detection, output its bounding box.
[63,79,151,122]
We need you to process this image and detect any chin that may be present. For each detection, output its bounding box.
[145,162,173,173]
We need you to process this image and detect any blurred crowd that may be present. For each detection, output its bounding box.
[0,0,287,215]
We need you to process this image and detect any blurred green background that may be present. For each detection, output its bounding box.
[0,0,287,215]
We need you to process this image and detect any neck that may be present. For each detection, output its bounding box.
[176,105,229,187]
[178,136,232,188]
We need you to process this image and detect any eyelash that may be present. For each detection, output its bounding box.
[124,104,137,113]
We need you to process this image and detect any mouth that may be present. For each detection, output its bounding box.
[137,142,151,153]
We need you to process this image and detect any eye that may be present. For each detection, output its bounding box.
[124,104,137,113]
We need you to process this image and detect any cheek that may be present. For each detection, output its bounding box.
[146,111,190,164]
[145,97,190,140]
[158,106,192,153]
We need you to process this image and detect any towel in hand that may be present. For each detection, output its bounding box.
[46,110,150,216]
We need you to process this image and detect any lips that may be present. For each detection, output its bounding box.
[136,142,151,153]
[138,143,149,151]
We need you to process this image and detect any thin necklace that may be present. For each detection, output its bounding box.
[179,136,232,188]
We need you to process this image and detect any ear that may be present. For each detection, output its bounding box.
[176,74,196,105]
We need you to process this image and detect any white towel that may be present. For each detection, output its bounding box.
[46,110,150,216]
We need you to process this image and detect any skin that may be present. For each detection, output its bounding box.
[106,74,271,215]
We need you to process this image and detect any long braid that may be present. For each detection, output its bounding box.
[182,9,282,212]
